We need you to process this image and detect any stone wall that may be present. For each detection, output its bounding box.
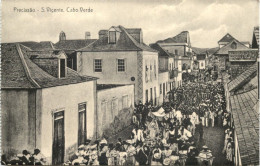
[230,61,256,80]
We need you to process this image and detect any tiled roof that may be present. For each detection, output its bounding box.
[126,28,141,34]
[18,41,55,51]
[230,88,259,165]
[79,25,156,52]
[157,31,190,44]
[150,43,174,57]
[253,26,259,45]
[1,43,98,89]
[54,39,97,50]
[1,43,36,88]
[228,63,258,92]
[218,33,236,43]
[215,40,249,55]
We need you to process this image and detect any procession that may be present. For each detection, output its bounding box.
[2,0,259,165]
[2,77,235,166]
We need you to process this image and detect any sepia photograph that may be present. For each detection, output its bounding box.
[1,0,259,165]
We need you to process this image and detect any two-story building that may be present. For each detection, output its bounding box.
[156,31,194,73]
[76,25,159,105]
[214,33,249,72]
[1,43,98,165]
[149,43,182,103]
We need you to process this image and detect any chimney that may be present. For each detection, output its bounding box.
[59,31,66,41]
[85,32,91,39]
[98,30,107,39]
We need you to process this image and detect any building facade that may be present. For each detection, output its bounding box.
[1,43,98,165]
[77,25,159,104]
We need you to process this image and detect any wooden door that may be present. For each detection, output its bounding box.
[52,111,65,165]
[78,103,86,146]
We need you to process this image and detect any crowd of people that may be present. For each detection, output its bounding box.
[2,81,233,165]
[57,82,229,165]
[1,149,46,165]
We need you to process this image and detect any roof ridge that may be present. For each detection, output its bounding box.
[16,44,41,88]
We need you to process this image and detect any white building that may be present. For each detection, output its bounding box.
[1,43,98,165]
[77,25,159,105]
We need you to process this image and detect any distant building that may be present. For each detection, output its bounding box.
[156,31,194,72]
[77,25,159,104]
[1,43,98,165]
[196,54,207,70]
[54,31,97,71]
[214,36,249,71]
[252,26,259,49]
[149,43,182,104]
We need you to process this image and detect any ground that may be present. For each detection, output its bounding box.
[107,125,230,165]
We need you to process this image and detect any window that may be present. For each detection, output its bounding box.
[94,59,102,72]
[117,59,125,72]
[60,59,66,78]
[166,82,168,91]
[231,42,237,49]
[150,62,153,82]
[122,95,128,108]
[145,61,149,82]
[109,31,116,44]
[201,62,204,67]
[150,88,153,103]
[101,101,107,127]
[154,87,157,105]
[160,84,162,94]
[145,90,149,104]
[111,98,118,116]
[154,60,157,79]
[78,103,86,146]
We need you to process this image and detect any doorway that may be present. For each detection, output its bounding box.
[52,111,65,165]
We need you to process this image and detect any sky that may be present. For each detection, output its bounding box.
[2,0,259,48]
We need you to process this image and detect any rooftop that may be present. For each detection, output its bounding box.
[218,33,236,43]
[215,40,249,55]
[54,39,97,51]
[79,25,156,52]
[150,43,175,57]
[17,41,55,51]
[1,43,98,89]
[230,88,259,165]
[228,63,258,93]
[156,31,190,45]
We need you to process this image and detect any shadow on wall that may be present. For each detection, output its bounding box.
[102,107,133,139]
